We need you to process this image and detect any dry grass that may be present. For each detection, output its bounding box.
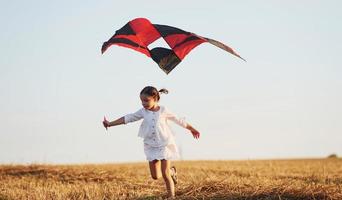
[0,159,341,200]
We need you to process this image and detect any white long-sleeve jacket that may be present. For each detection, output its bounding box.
[124,105,187,147]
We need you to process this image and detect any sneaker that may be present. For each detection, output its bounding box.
[170,166,178,185]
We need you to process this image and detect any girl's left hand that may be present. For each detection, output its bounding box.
[191,129,200,139]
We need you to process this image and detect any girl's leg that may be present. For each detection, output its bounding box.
[149,159,162,180]
[161,159,175,198]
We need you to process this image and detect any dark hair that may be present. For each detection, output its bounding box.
[140,86,168,101]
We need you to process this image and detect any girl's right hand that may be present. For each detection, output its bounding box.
[103,116,110,130]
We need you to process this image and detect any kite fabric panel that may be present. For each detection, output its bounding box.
[101,18,245,74]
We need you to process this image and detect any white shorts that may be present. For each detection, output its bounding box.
[144,143,179,161]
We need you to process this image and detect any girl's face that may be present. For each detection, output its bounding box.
[140,94,158,110]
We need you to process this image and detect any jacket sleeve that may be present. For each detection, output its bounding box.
[165,107,188,128]
[124,108,144,124]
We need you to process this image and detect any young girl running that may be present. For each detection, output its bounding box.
[102,86,200,198]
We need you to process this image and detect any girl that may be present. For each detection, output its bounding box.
[102,86,200,198]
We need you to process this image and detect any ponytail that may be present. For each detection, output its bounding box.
[158,88,169,95]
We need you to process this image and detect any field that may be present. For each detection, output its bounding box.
[0,159,341,200]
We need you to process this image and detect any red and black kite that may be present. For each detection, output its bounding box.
[102,18,245,74]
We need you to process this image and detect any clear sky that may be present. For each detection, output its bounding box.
[1,1,341,164]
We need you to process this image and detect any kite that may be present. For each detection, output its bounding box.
[101,18,245,74]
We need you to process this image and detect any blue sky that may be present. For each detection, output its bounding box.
[1,1,341,164]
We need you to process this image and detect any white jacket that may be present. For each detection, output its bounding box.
[124,105,187,147]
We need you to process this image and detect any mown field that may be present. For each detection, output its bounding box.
[0,159,341,200]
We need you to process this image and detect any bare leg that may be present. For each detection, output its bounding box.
[161,159,175,198]
[149,159,162,180]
